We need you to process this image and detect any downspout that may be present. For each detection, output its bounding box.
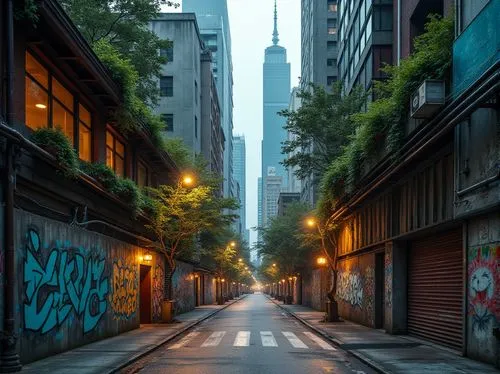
[0,0,22,370]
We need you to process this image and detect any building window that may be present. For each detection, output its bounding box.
[374,6,393,31]
[327,41,337,50]
[137,161,148,188]
[328,1,337,12]
[195,116,198,139]
[195,81,198,105]
[327,19,337,34]
[25,51,92,161]
[327,58,337,66]
[160,76,173,97]
[327,76,337,86]
[106,130,125,177]
[161,114,174,131]
[160,42,174,63]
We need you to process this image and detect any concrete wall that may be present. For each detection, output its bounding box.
[203,274,216,305]
[337,253,376,327]
[172,261,195,315]
[466,212,500,366]
[15,209,164,364]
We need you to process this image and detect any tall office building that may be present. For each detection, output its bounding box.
[300,0,339,206]
[261,1,291,227]
[233,135,246,235]
[286,87,302,194]
[183,0,234,199]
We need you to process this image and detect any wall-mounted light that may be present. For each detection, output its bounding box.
[35,103,47,109]
[316,256,327,266]
[143,252,153,262]
[221,278,225,283]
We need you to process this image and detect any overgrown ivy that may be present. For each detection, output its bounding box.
[92,40,166,150]
[31,127,80,179]
[319,13,454,217]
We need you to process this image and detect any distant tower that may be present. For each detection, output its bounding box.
[261,0,291,228]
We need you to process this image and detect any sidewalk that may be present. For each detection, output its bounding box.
[268,297,499,374]
[22,297,245,374]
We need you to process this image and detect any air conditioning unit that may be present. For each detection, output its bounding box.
[410,80,445,119]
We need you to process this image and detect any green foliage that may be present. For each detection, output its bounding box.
[60,0,178,106]
[31,128,79,178]
[80,161,141,214]
[163,138,193,170]
[319,13,454,216]
[280,82,366,180]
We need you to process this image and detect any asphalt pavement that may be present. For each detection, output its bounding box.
[121,293,375,374]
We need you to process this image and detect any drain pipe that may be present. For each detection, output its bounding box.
[0,0,22,371]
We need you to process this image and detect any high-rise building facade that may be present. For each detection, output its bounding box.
[286,87,302,194]
[233,135,246,235]
[261,1,291,227]
[300,0,339,206]
[183,0,234,199]
[262,170,283,227]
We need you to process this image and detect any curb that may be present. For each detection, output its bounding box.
[109,295,248,373]
[265,295,390,374]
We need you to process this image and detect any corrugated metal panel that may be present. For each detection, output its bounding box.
[408,228,463,350]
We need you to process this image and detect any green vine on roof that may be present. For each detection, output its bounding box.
[319,13,454,218]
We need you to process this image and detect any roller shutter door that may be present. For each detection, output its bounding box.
[408,228,463,350]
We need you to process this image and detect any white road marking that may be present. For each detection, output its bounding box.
[201,331,226,347]
[283,331,308,349]
[233,331,251,347]
[168,332,200,350]
[303,332,337,350]
[260,331,278,347]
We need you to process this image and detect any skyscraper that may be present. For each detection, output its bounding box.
[261,0,291,227]
[183,0,234,200]
[233,135,246,235]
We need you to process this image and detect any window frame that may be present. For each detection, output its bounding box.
[160,76,174,97]
[105,127,126,177]
[137,159,149,188]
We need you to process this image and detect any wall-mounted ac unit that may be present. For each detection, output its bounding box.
[410,80,445,119]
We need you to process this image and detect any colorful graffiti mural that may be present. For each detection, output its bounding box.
[336,269,363,307]
[384,250,393,310]
[468,245,499,339]
[23,229,109,334]
[152,264,164,320]
[109,259,138,320]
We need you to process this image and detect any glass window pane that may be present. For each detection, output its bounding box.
[115,140,125,157]
[79,123,92,162]
[115,156,124,177]
[137,162,148,187]
[106,130,114,148]
[25,76,49,130]
[53,100,74,144]
[52,78,74,112]
[25,52,48,88]
[106,147,114,170]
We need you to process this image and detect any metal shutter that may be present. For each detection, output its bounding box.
[408,228,463,350]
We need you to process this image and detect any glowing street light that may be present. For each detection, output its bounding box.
[230,241,236,247]
[306,217,316,228]
[238,258,243,262]
[316,256,327,266]
[272,263,277,267]
[182,175,194,186]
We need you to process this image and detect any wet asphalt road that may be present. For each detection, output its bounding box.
[121,293,375,374]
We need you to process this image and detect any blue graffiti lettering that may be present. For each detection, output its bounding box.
[24,229,109,334]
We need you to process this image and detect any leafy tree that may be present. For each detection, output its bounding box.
[279,82,366,180]
[60,0,178,106]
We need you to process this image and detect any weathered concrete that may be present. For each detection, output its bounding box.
[385,240,408,334]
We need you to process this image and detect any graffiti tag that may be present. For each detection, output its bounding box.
[336,270,363,307]
[109,259,138,320]
[24,229,108,334]
[152,264,164,321]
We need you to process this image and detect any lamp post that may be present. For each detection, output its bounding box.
[305,217,342,322]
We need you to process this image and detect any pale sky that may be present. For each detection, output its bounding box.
[176,0,302,245]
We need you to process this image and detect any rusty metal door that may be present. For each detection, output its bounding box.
[408,228,463,350]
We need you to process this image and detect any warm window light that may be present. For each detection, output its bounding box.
[35,103,47,109]
[317,256,327,265]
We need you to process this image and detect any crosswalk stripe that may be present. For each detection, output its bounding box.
[201,331,226,347]
[260,331,278,347]
[282,331,308,349]
[303,332,337,350]
[233,331,251,347]
[169,332,200,350]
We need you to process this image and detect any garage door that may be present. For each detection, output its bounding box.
[408,228,463,350]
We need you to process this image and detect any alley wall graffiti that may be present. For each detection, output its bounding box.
[109,259,138,320]
[152,264,164,321]
[24,229,109,334]
[337,269,363,307]
[172,261,195,314]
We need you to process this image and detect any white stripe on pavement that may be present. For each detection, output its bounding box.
[260,331,278,347]
[303,332,337,350]
[168,332,200,350]
[201,331,226,347]
[233,331,251,347]
[282,331,308,349]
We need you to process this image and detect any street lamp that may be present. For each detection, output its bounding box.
[230,241,236,247]
[238,258,243,262]
[272,263,276,267]
[317,256,327,266]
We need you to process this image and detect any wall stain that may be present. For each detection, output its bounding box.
[23,229,108,334]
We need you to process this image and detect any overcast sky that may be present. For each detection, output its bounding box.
[176,0,301,246]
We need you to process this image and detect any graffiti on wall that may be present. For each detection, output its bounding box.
[363,267,375,322]
[24,229,108,334]
[152,264,164,320]
[468,245,499,339]
[109,259,138,320]
[336,269,363,307]
[384,250,393,310]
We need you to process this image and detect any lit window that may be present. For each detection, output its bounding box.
[106,130,126,177]
[160,76,173,97]
[328,2,337,12]
[79,104,92,162]
[137,161,148,187]
[328,27,337,34]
